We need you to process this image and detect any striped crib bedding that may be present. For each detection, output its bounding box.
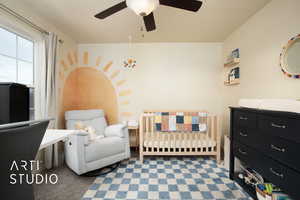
[154,112,208,132]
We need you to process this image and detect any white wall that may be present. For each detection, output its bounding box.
[222,0,300,134]
[78,43,223,121]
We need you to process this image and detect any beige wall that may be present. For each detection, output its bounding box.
[77,43,223,121]
[222,0,300,134]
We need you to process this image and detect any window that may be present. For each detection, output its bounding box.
[0,26,34,86]
[0,26,35,119]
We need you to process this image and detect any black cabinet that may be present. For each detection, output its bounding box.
[230,107,300,200]
[0,83,29,125]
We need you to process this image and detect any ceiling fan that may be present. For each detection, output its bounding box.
[94,0,203,32]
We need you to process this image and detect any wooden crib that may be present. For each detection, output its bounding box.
[139,110,221,163]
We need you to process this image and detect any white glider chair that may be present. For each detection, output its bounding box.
[64,109,130,175]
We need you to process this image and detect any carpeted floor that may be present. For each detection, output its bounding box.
[33,166,96,200]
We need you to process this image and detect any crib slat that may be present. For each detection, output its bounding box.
[205,117,210,152]
[150,116,154,152]
[167,134,170,152]
[184,133,187,152]
[146,116,149,152]
[212,116,216,147]
[210,116,215,152]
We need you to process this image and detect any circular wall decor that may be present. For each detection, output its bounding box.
[280,34,300,79]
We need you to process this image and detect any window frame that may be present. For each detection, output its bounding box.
[0,25,35,87]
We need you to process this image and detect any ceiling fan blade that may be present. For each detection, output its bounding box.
[159,0,202,12]
[143,12,156,32]
[94,1,127,19]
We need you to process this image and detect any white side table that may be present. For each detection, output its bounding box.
[40,129,78,169]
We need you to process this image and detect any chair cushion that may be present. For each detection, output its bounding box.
[104,124,126,138]
[65,109,107,136]
[85,137,125,163]
[65,109,105,120]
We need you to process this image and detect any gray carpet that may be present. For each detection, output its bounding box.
[34,151,138,200]
[33,166,95,200]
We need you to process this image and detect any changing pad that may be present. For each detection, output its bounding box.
[239,99,300,114]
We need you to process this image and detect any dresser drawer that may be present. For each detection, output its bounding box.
[260,156,300,200]
[233,111,257,129]
[258,115,300,143]
[258,134,300,172]
[233,128,258,147]
[233,142,257,167]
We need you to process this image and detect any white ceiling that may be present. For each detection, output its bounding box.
[3,0,271,43]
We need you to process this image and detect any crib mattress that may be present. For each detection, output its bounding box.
[143,139,216,149]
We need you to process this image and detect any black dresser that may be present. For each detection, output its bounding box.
[230,107,300,199]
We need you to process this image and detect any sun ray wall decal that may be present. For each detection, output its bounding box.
[59,50,134,123]
[73,51,78,64]
[116,80,126,86]
[67,52,74,65]
[83,52,89,65]
[110,70,121,79]
[119,90,132,97]
[96,56,101,67]
[103,61,113,72]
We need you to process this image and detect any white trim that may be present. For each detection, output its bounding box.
[0,26,34,85]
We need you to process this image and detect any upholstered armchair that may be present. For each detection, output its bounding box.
[64,109,130,175]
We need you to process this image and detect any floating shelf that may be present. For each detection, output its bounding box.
[224,58,240,68]
[224,79,240,86]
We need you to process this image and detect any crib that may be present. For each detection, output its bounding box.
[139,110,221,163]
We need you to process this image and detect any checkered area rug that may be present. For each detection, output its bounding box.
[82,157,251,200]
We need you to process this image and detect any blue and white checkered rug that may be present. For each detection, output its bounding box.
[82,157,251,200]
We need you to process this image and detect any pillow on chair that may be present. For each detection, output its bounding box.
[75,121,104,141]
[104,124,126,138]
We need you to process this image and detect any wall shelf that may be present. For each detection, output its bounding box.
[224,79,240,86]
[224,58,240,68]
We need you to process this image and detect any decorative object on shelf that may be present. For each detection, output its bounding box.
[224,66,240,85]
[224,49,240,86]
[123,58,137,68]
[232,48,240,59]
[225,48,240,64]
[280,34,300,79]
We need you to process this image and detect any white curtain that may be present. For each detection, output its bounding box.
[38,33,59,169]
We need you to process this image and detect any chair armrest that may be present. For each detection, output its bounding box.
[64,130,89,175]
[104,124,127,138]
[70,131,90,146]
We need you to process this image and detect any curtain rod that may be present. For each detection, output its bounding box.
[0,3,64,43]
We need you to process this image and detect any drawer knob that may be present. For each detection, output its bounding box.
[270,144,285,153]
[271,123,286,129]
[238,148,247,155]
[239,117,248,120]
[239,132,248,137]
[270,168,284,178]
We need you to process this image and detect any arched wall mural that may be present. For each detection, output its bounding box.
[58,51,133,126]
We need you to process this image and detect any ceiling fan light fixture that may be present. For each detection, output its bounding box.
[126,0,159,16]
